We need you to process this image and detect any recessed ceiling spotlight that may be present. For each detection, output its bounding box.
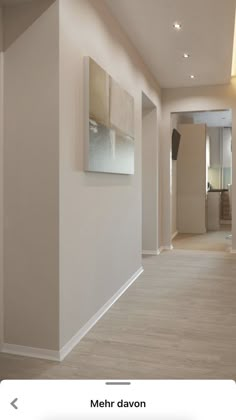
[173,22,182,30]
[190,74,195,79]
[183,53,190,58]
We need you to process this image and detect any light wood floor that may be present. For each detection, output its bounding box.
[173,226,232,252]
[1,249,236,379]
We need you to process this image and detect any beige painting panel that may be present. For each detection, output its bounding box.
[89,58,109,126]
[110,77,134,138]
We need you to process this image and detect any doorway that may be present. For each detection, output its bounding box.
[141,93,159,255]
[171,109,232,252]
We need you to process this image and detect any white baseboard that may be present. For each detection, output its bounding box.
[1,343,60,361]
[160,245,174,252]
[142,246,173,255]
[59,266,143,361]
[142,242,175,256]
[142,250,161,255]
[1,266,144,362]
[171,231,178,240]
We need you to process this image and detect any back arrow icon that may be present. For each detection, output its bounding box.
[11,398,18,410]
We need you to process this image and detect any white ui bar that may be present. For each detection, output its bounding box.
[0,380,235,419]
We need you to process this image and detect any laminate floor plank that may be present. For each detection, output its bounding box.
[1,249,236,379]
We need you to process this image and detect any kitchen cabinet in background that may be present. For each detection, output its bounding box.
[178,124,206,234]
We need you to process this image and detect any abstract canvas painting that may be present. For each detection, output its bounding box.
[84,57,135,174]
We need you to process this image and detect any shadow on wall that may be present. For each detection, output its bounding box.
[2,0,55,50]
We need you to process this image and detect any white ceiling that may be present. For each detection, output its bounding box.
[176,110,232,127]
[105,0,236,88]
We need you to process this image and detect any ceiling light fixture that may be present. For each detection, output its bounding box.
[190,74,195,79]
[173,22,182,30]
[183,53,190,58]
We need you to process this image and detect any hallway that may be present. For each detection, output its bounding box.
[1,249,236,379]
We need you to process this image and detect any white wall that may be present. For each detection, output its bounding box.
[0,7,2,51]
[0,8,3,345]
[59,0,162,348]
[171,161,177,237]
[4,2,60,350]
[170,114,180,237]
[209,127,221,168]
[222,127,232,168]
[0,0,162,356]
[142,106,159,253]
[162,81,236,250]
